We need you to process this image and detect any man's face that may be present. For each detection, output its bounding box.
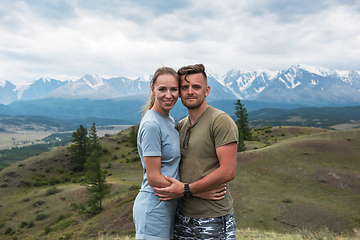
[180,73,210,109]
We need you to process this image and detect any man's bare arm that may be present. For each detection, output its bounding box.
[153,142,237,200]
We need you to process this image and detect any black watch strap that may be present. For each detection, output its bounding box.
[183,183,192,197]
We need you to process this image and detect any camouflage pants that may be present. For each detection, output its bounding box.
[174,210,236,240]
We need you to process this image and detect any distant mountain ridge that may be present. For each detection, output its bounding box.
[1,64,359,106]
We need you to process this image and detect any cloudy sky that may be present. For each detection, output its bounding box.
[1,0,360,84]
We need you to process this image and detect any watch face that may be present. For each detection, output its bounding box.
[184,191,191,197]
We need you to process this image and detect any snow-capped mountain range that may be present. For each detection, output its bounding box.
[1,64,359,106]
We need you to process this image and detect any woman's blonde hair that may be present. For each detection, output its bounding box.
[142,67,180,117]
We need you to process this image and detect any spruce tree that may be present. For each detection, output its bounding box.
[84,150,111,210]
[129,125,138,148]
[234,99,252,152]
[88,122,102,153]
[68,125,89,169]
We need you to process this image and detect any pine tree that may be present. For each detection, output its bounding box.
[84,150,111,210]
[88,122,102,153]
[129,125,138,148]
[234,99,252,152]
[68,125,89,169]
[237,127,246,152]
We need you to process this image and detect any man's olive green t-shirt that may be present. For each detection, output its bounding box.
[176,106,238,218]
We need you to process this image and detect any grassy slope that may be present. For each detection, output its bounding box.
[232,127,360,236]
[0,127,359,239]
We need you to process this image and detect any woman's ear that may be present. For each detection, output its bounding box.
[151,86,155,95]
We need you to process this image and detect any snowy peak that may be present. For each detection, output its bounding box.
[0,79,8,88]
[291,63,333,77]
[79,74,104,89]
[1,63,359,106]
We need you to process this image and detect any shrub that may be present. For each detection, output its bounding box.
[35,213,48,221]
[44,225,51,234]
[45,187,61,196]
[18,163,25,167]
[58,168,64,174]
[112,155,118,160]
[22,179,32,187]
[33,200,45,207]
[57,214,66,222]
[4,227,13,235]
[6,171,17,176]
[22,197,30,202]
[131,156,140,162]
[107,163,112,169]
[102,148,109,154]
[62,174,71,182]
[20,221,28,228]
[49,177,60,186]
[27,221,34,228]
[129,185,139,191]
[0,222,5,228]
[1,183,8,188]
[52,219,74,231]
[45,167,51,173]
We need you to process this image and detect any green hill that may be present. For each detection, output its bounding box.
[0,127,359,239]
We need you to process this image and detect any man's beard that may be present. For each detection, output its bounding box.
[182,96,205,109]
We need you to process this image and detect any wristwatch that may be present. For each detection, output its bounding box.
[183,183,192,197]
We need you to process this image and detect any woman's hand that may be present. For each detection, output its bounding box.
[193,184,226,200]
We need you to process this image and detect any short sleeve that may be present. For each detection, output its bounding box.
[139,121,162,157]
[212,113,239,149]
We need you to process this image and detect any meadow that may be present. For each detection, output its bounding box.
[0,126,359,239]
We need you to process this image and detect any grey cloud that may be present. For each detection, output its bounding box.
[75,0,190,24]
[246,0,331,23]
[21,0,77,21]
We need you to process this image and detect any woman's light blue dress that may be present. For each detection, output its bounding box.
[133,110,180,240]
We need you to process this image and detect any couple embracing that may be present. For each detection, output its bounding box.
[132,64,239,240]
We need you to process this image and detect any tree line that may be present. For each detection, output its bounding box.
[68,122,111,215]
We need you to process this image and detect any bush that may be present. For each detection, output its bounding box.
[27,221,34,228]
[33,200,45,207]
[20,221,28,228]
[57,214,66,222]
[62,174,71,182]
[49,177,60,186]
[131,156,140,162]
[1,183,8,188]
[4,227,13,235]
[45,167,51,173]
[45,187,61,196]
[44,225,51,234]
[5,171,17,176]
[58,168,64,174]
[35,213,48,221]
[22,197,30,202]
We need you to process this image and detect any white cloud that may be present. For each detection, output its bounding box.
[0,0,359,84]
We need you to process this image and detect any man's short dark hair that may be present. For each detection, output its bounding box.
[177,64,207,83]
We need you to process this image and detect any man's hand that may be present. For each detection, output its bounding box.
[193,184,226,200]
[153,176,184,200]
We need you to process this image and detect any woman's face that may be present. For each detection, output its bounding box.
[151,73,179,116]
